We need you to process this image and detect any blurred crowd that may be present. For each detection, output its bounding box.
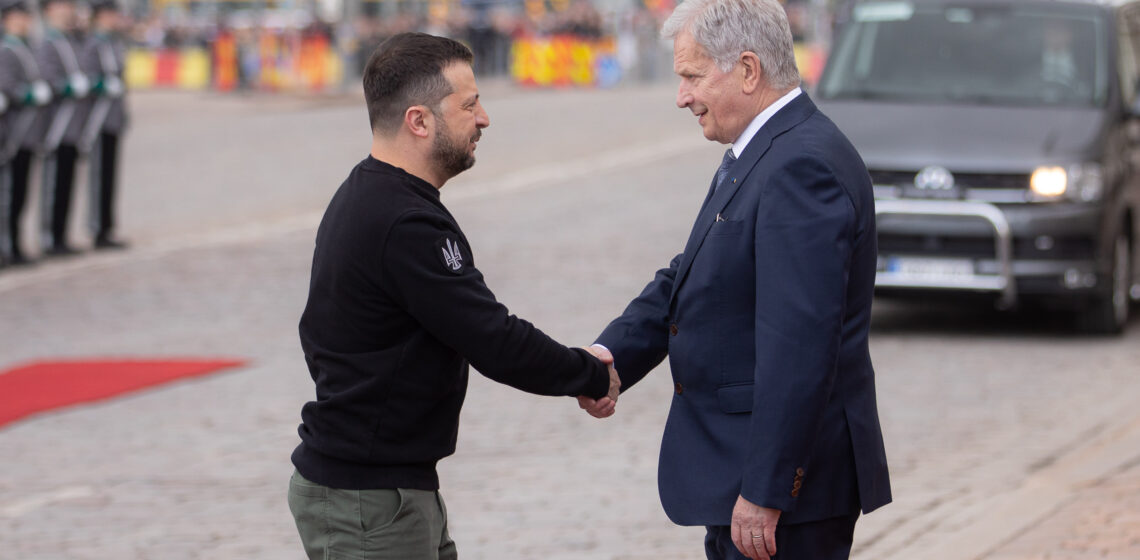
[117,0,674,87]
[348,0,611,77]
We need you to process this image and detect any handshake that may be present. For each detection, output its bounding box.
[578,345,621,419]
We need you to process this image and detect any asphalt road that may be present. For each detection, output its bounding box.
[1,83,1138,559]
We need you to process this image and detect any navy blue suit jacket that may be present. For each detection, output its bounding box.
[597,94,891,526]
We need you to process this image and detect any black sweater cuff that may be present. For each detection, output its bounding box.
[574,348,612,400]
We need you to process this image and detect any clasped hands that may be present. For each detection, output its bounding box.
[576,349,780,560]
[577,345,620,418]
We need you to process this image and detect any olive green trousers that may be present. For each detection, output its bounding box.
[288,470,457,560]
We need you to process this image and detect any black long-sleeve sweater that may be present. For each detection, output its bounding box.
[292,156,610,491]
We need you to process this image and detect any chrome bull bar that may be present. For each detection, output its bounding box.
[874,199,1017,309]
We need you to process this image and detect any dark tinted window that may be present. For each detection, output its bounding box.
[820,1,1108,107]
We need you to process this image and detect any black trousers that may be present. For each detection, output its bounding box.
[88,132,120,240]
[704,512,860,560]
[41,143,78,249]
[2,148,33,259]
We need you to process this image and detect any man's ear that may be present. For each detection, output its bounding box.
[740,51,763,94]
[405,106,432,139]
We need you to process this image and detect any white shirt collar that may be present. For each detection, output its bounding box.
[731,87,803,158]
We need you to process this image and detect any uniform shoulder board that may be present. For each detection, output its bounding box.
[436,236,468,274]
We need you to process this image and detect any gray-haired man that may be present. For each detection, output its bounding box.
[579,0,891,559]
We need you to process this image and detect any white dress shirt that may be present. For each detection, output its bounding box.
[731,87,803,158]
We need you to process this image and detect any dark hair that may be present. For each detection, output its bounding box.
[363,32,473,135]
[90,0,118,15]
[0,0,29,16]
[38,0,72,11]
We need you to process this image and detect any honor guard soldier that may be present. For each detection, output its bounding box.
[0,59,6,269]
[34,0,90,256]
[0,38,6,270]
[79,0,125,249]
[0,0,50,266]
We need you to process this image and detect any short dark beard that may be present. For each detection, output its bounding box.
[431,115,477,179]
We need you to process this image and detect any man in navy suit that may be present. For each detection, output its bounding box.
[579,0,891,558]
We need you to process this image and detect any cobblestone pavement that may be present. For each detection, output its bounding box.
[1,85,1138,559]
[989,452,1140,560]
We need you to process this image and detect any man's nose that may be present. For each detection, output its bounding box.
[475,103,490,128]
[676,84,692,109]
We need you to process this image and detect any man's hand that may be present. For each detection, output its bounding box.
[730,495,780,560]
[577,345,620,418]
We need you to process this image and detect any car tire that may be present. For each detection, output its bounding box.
[1077,231,1131,335]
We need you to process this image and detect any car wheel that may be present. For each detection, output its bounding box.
[1077,231,1131,335]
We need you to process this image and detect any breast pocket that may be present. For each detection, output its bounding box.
[708,219,745,237]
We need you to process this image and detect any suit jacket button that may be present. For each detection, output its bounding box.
[790,488,800,497]
[675,382,683,395]
[793,480,802,490]
[796,467,805,476]
[670,324,679,336]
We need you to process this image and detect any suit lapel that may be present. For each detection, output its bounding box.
[669,94,818,305]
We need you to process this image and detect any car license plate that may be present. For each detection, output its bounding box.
[902,185,963,200]
[886,257,975,279]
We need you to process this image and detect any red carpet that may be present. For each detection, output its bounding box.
[0,359,246,428]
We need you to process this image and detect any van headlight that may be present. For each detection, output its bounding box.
[1029,163,1102,202]
[1030,166,1067,198]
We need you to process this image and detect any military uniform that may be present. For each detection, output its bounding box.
[80,0,126,248]
[33,0,90,255]
[0,0,49,264]
[0,44,8,268]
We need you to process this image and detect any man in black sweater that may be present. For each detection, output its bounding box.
[287,33,620,560]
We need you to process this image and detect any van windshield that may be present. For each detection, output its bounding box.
[819,2,1107,107]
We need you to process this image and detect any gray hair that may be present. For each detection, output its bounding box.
[662,0,800,90]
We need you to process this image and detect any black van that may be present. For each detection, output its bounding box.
[816,0,1140,333]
